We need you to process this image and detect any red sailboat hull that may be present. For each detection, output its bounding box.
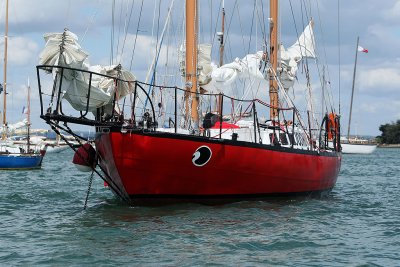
[95,131,341,203]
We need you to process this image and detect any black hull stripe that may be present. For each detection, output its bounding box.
[98,129,340,158]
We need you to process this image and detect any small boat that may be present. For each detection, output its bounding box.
[44,142,70,153]
[0,0,45,169]
[36,0,342,205]
[42,134,71,153]
[343,36,376,154]
[10,135,70,153]
[341,137,377,154]
[0,141,45,169]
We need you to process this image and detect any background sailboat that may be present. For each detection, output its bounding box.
[0,0,46,169]
[341,36,376,154]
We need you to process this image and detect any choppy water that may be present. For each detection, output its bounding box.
[1,148,399,266]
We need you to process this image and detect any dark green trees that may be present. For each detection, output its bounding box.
[377,120,400,144]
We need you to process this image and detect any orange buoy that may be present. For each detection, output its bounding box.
[72,143,96,172]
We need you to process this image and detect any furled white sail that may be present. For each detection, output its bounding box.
[39,30,136,112]
[180,22,314,94]
[197,44,213,86]
[202,51,266,93]
[39,30,88,68]
[56,64,136,112]
[180,43,213,86]
[279,21,316,90]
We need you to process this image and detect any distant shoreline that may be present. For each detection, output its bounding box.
[377,144,400,148]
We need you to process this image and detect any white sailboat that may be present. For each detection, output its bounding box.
[342,36,376,154]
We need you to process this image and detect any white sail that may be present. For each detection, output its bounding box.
[279,21,316,90]
[39,30,88,68]
[55,64,136,112]
[202,51,266,93]
[180,43,213,86]
[196,22,315,93]
[39,30,136,112]
[197,44,213,86]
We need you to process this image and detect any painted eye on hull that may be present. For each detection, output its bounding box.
[192,146,212,167]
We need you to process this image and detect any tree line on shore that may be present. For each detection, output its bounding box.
[376,120,400,144]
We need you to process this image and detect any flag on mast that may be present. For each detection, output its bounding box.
[357,45,368,53]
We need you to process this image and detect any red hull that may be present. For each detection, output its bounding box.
[95,131,341,203]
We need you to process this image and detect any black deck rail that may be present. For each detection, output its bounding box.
[36,64,338,150]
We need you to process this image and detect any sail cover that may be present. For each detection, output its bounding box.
[279,21,316,90]
[39,30,136,112]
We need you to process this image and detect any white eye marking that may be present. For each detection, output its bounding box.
[192,151,201,164]
[192,146,212,167]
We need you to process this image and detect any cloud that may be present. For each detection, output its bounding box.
[0,37,38,65]
[359,67,400,92]
[384,0,400,23]
[112,34,180,81]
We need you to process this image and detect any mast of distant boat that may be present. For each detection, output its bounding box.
[269,0,279,120]
[347,36,359,140]
[27,79,31,153]
[2,0,9,140]
[185,0,199,131]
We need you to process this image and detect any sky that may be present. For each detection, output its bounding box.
[0,0,399,137]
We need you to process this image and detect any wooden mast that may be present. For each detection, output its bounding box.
[216,0,225,114]
[2,0,9,140]
[269,0,279,120]
[185,0,199,130]
[347,36,359,140]
[219,0,225,67]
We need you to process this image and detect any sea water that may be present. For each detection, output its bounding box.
[1,148,399,266]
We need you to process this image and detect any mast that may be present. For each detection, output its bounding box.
[347,36,359,140]
[185,0,199,130]
[322,66,325,121]
[269,0,279,120]
[216,0,225,114]
[218,0,225,67]
[2,0,9,140]
[27,79,31,152]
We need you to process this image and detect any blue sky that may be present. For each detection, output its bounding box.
[1,0,400,136]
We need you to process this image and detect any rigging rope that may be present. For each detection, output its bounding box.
[119,0,136,65]
[129,0,144,70]
[115,1,124,61]
[314,0,334,113]
[337,0,341,115]
[110,0,115,65]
